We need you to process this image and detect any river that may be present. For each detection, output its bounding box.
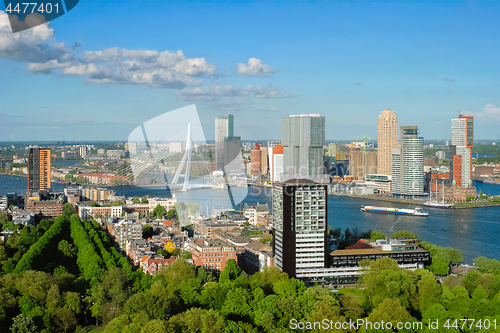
[1,174,499,263]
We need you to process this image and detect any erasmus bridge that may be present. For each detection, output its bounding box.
[122,123,246,191]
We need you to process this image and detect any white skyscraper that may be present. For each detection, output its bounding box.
[450,113,474,187]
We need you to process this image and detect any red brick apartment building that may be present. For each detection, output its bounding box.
[189,239,237,272]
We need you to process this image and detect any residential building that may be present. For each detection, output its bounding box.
[75,202,123,220]
[327,143,341,158]
[26,200,64,218]
[215,114,234,171]
[260,146,268,176]
[348,151,377,179]
[281,114,326,179]
[79,146,89,157]
[242,203,270,225]
[450,112,474,187]
[28,147,51,192]
[194,220,241,238]
[141,256,176,275]
[268,144,284,183]
[12,211,35,225]
[224,138,241,175]
[391,126,424,195]
[251,150,261,176]
[273,179,328,277]
[189,239,237,272]
[243,240,273,274]
[107,150,125,157]
[110,220,143,248]
[377,109,398,176]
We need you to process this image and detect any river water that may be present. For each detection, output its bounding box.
[1,174,499,263]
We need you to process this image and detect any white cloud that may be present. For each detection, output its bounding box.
[64,48,217,88]
[1,10,217,87]
[474,104,500,122]
[0,10,71,65]
[177,85,295,110]
[237,57,274,76]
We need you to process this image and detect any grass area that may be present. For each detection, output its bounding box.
[454,201,500,208]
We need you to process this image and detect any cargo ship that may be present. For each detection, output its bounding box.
[360,206,429,217]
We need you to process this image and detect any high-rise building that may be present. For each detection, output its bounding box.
[223,136,242,175]
[377,109,399,176]
[28,147,51,192]
[260,146,268,176]
[348,151,378,179]
[215,114,234,171]
[78,145,89,157]
[450,112,474,187]
[272,179,328,277]
[327,143,341,157]
[391,126,424,194]
[281,114,325,178]
[269,144,284,183]
[250,150,261,176]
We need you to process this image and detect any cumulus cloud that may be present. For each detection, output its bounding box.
[177,85,295,110]
[0,10,71,65]
[1,10,217,87]
[61,48,217,88]
[237,57,274,76]
[474,104,500,122]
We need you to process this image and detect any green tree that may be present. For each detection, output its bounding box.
[90,202,100,207]
[54,308,77,333]
[153,204,166,218]
[141,198,149,204]
[142,224,154,239]
[259,235,273,244]
[180,250,192,260]
[10,314,37,333]
[474,256,500,273]
[112,200,124,206]
[167,208,177,219]
[58,240,76,257]
[132,197,140,204]
[362,257,416,308]
[391,230,417,239]
[365,298,411,330]
[219,259,241,285]
[369,230,386,241]
[415,269,442,312]
[429,256,449,276]
[329,227,341,238]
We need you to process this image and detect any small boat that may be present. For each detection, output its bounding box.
[424,201,453,209]
[52,179,69,184]
[360,205,429,217]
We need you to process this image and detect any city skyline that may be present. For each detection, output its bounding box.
[0,1,499,141]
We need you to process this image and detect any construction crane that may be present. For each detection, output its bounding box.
[348,135,375,152]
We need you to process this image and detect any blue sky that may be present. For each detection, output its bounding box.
[0,0,499,141]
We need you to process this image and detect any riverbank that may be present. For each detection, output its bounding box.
[0,172,26,178]
[329,192,500,209]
